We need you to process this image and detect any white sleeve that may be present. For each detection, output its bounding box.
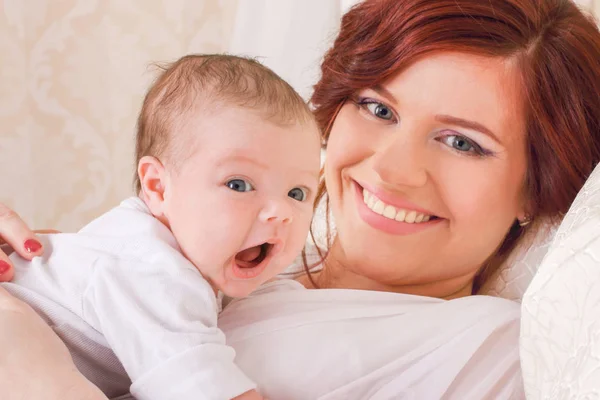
[82,256,256,400]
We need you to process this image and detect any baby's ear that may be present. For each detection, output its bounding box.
[138,156,168,217]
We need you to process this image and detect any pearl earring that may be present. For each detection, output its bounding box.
[519,217,532,227]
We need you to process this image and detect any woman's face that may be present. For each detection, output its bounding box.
[324,52,529,297]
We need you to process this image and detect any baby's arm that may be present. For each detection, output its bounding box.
[85,256,258,400]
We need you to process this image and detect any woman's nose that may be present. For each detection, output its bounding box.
[259,200,293,225]
[371,135,428,188]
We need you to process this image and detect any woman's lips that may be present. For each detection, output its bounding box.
[352,180,443,235]
[358,180,438,217]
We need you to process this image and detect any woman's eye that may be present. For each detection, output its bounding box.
[440,134,486,156]
[226,179,254,192]
[288,187,307,202]
[365,102,394,121]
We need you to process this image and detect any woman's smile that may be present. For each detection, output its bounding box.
[352,180,443,235]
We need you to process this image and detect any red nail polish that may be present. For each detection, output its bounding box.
[0,261,10,274]
[24,239,42,253]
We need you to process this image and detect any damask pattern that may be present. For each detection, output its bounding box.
[1,0,236,231]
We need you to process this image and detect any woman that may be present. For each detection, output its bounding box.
[2,0,600,398]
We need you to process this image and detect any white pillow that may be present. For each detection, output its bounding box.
[479,223,556,301]
[520,162,600,399]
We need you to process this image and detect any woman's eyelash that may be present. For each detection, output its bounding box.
[437,134,495,158]
[353,96,398,122]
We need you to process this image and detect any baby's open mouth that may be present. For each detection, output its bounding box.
[235,243,274,269]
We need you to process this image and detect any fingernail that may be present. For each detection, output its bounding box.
[24,239,42,253]
[0,261,10,275]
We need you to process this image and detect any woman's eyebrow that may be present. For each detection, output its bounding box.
[435,115,501,143]
[371,84,398,105]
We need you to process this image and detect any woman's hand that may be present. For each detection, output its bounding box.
[0,202,49,282]
[0,204,102,398]
[0,286,108,400]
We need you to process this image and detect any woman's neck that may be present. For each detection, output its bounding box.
[297,240,474,300]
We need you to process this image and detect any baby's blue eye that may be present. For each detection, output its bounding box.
[288,187,307,202]
[226,179,254,192]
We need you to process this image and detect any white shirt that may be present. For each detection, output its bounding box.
[219,278,525,399]
[3,197,255,400]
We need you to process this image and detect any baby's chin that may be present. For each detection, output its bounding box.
[217,252,294,298]
[214,269,268,298]
[218,280,264,299]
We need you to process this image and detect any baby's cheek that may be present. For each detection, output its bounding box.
[291,214,312,251]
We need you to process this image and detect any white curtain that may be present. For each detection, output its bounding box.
[227,0,360,99]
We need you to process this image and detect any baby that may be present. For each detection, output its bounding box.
[3,54,321,400]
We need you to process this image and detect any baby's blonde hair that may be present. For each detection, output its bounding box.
[134,54,316,192]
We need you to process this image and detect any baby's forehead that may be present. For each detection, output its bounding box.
[167,96,317,152]
[183,102,318,141]
[176,107,320,170]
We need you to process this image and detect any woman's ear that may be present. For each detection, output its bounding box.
[138,156,168,217]
[516,208,528,222]
[516,195,533,226]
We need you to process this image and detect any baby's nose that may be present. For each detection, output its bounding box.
[259,200,293,225]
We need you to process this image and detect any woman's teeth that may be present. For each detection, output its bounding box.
[363,189,432,223]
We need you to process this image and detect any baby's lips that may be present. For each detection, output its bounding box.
[265,237,284,256]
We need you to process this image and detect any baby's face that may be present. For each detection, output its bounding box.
[162,107,321,297]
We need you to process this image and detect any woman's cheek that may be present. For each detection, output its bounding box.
[442,162,518,240]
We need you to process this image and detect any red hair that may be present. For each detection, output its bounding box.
[308,0,600,291]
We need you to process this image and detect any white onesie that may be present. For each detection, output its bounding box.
[3,197,255,400]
